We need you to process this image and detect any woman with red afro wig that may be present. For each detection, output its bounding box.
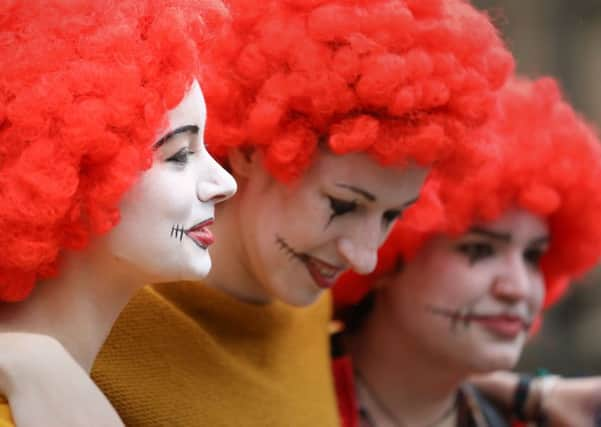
[203,0,514,183]
[0,0,236,424]
[332,77,601,426]
[90,1,515,426]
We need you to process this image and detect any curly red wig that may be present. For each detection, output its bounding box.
[201,0,514,182]
[335,77,601,309]
[0,0,228,302]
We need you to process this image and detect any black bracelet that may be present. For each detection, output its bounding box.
[512,374,534,421]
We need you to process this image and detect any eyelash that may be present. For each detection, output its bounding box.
[326,196,402,229]
[383,210,402,226]
[328,196,357,218]
[457,242,546,267]
[457,242,494,264]
[524,247,545,266]
[166,147,195,165]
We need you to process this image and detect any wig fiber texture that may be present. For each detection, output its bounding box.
[335,77,601,309]
[0,0,228,301]
[202,0,514,182]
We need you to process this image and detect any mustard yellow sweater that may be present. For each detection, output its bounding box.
[92,281,339,427]
[0,396,14,427]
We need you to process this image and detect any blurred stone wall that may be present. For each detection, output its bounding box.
[473,0,601,375]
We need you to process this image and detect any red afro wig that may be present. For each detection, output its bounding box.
[201,0,514,183]
[0,0,228,302]
[335,77,601,310]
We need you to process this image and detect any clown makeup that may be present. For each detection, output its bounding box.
[379,209,548,373]
[229,149,428,306]
[101,80,236,282]
[425,294,534,337]
[325,185,416,229]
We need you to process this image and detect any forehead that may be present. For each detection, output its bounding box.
[473,209,549,242]
[308,150,429,202]
[166,79,207,131]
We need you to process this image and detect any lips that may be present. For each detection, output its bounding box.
[303,256,344,290]
[185,218,215,249]
[470,315,530,339]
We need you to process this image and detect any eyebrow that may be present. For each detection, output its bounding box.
[530,236,550,246]
[335,183,376,202]
[401,197,419,208]
[468,227,512,242]
[153,125,199,149]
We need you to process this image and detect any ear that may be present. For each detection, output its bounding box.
[228,147,256,179]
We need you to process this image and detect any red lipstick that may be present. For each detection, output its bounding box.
[470,315,529,339]
[185,218,214,249]
[304,256,343,290]
[274,236,344,290]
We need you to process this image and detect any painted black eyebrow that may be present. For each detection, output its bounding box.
[335,183,376,202]
[468,227,512,242]
[153,125,199,149]
[529,236,550,247]
[401,197,419,208]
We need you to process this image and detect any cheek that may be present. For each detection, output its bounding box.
[108,169,195,256]
[418,256,476,301]
[129,166,199,220]
[530,275,546,311]
[251,188,331,250]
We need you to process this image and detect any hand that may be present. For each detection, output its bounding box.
[539,376,601,427]
[0,332,124,427]
[470,371,601,427]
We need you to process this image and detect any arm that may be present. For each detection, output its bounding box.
[471,371,601,427]
[0,333,124,427]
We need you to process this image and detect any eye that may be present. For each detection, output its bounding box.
[382,210,401,226]
[327,196,357,219]
[166,147,195,165]
[456,242,494,264]
[524,247,545,267]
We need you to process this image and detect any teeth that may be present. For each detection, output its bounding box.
[319,266,336,278]
[309,260,339,278]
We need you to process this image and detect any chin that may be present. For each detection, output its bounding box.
[273,279,324,307]
[469,346,522,373]
[185,257,212,280]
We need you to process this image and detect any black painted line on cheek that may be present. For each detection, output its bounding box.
[426,305,460,334]
[171,224,185,243]
[275,235,308,264]
[426,293,487,335]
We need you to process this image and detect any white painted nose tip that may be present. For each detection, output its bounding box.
[338,239,378,275]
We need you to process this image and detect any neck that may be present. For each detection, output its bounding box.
[0,245,142,372]
[348,293,466,426]
[205,190,270,304]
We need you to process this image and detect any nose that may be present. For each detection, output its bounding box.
[491,254,531,303]
[197,155,237,204]
[336,216,382,275]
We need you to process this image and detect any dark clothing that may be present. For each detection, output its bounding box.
[331,333,510,427]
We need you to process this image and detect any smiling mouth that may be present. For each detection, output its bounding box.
[185,218,215,249]
[467,314,531,339]
[426,305,531,339]
[276,236,344,290]
[304,256,344,289]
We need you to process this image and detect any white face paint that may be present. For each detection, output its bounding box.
[234,149,428,306]
[105,80,237,282]
[380,209,548,373]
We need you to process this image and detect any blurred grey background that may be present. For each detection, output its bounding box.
[473,0,601,376]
